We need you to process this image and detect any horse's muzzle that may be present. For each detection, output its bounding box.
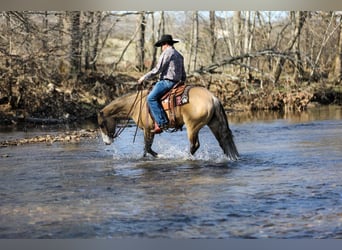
[100,131,113,145]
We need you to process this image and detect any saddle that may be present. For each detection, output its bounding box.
[162,83,192,128]
[149,82,192,129]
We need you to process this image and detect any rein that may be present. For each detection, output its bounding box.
[112,87,144,141]
[133,89,143,143]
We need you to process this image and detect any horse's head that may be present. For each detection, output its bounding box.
[98,110,116,145]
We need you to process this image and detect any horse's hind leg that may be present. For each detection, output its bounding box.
[143,131,158,157]
[207,116,239,160]
[187,128,200,155]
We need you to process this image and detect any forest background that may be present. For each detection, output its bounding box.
[0,11,341,125]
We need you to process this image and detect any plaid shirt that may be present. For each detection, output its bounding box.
[142,46,186,82]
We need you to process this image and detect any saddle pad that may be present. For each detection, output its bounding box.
[161,85,192,111]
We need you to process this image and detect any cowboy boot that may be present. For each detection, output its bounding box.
[151,122,162,134]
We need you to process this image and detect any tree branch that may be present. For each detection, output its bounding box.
[188,49,296,77]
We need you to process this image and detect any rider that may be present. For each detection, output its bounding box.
[138,34,186,134]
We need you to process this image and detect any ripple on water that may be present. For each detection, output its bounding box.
[1,107,342,238]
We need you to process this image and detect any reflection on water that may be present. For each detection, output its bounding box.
[0,106,341,238]
[230,104,342,124]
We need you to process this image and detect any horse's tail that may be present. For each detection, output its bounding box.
[208,97,239,161]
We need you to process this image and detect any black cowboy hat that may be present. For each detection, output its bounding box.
[154,34,179,47]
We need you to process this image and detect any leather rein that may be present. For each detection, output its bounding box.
[112,87,144,142]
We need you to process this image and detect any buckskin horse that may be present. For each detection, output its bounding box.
[98,85,239,160]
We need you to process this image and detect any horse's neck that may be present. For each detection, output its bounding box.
[106,91,146,118]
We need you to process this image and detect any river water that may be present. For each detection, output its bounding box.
[0,106,341,238]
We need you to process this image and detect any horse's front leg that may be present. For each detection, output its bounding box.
[188,130,200,155]
[143,130,158,157]
[190,136,200,155]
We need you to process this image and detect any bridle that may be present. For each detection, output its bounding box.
[100,88,144,141]
[99,111,116,139]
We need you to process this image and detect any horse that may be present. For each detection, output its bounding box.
[97,86,239,160]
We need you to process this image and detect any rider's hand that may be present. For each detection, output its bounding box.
[138,76,145,84]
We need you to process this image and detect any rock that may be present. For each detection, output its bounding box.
[0,130,98,147]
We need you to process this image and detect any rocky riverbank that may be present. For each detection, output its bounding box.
[0,72,341,126]
[204,76,342,113]
[0,129,98,148]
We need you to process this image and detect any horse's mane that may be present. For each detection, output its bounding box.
[103,89,148,117]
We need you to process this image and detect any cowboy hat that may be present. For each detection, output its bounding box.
[154,34,179,47]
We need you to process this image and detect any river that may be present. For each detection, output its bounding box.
[0,106,341,238]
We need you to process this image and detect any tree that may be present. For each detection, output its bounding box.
[83,11,102,72]
[273,11,306,83]
[188,11,199,72]
[91,12,102,72]
[243,11,256,80]
[135,11,146,72]
[232,11,242,56]
[150,11,165,70]
[69,11,82,76]
[309,12,340,82]
[1,10,342,87]
[209,11,217,63]
[334,14,342,82]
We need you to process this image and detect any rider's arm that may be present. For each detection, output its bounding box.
[138,49,168,83]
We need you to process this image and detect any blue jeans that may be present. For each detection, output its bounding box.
[147,79,175,126]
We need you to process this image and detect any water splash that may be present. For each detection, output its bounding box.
[108,126,232,164]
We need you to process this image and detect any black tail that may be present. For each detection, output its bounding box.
[207,97,239,160]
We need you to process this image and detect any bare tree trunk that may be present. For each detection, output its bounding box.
[42,11,49,62]
[273,11,306,83]
[192,11,199,71]
[84,12,93,71]
[150,11,165,70]
[257,11,276,76]
[232,11,242,56]
[334,15,342,82]
[150,12,156,70]
[309,12,339,82]
[135,11,146,72]
[57,12,65,51]
[90,11,102,72]
[187,11,199,72]
[187,13,193,73]
[293,12,306,81]
[69,11,82,76]
[5,13,12,65]
[293,35,305,81]
[4,13,13,100]
[243,11,256,80]
[243,11,250,55]
[83,11,101,72]
[209,11,217,63]
[232,11,243,77]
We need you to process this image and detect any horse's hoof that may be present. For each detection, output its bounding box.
[144,150,158,158]
[149,151,158,157]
